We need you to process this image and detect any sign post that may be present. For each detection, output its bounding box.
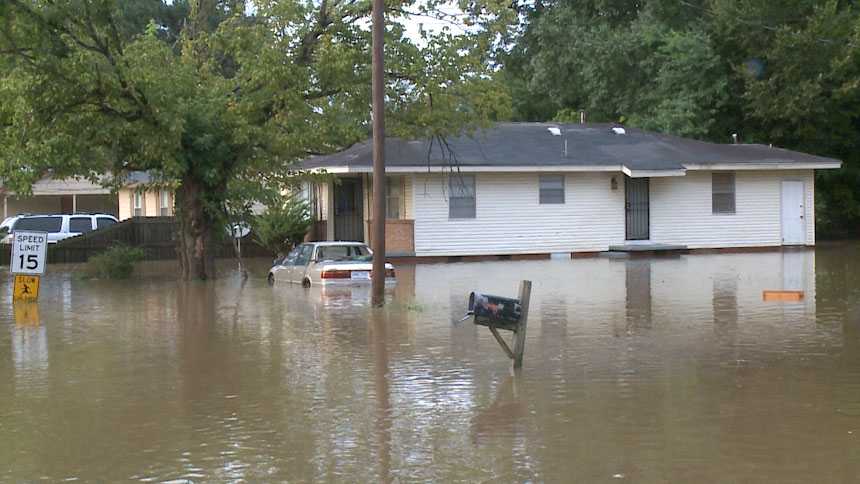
[10,230,47,302]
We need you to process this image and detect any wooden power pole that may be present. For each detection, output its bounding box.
[371,0,386,306]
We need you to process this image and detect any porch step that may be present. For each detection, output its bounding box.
[608,243,688,253]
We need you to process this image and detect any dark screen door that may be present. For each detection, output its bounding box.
[334,178,364,241]
[625,177,650,240]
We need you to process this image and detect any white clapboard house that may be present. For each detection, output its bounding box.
[299,123,842,258]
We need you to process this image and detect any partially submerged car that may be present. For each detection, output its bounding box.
[268,241,396,287]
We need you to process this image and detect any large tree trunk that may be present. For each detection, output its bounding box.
[176,175,217,280]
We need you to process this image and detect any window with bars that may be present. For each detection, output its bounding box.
[386,176,402,219]
[712,172,736,214]
[539,175,565,204]
[448,175,476,219]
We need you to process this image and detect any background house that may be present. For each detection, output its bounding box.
[116,173,174,219]
[2,177,118,219]
[2,172,172,221]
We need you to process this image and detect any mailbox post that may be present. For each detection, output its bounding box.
[466,280,532,369]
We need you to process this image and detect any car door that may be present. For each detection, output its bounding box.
[290,244,315,283]
[96,217,117,231]
[68,216,95,239]
[272,246,300,282]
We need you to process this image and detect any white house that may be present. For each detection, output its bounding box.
[1,177,118,219]
[301,122,842,258]
[0,173,167,221]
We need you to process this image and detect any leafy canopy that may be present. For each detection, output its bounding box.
[0,0,515,208]
[503,0,860,235]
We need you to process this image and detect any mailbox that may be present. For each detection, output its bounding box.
[468,292,522,331]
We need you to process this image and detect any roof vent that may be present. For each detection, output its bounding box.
[548,127,562,136]
[611,127,626,135]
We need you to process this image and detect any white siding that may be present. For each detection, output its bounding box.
[413,172,625,256]
[650,170,816,248]
[412,169,817,256]
[404,175,414,219]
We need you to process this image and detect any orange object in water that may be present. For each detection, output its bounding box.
[762,290,805,302]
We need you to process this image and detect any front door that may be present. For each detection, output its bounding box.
[625,177,650,240]
[334,178,364,241]
[781,180,806,245]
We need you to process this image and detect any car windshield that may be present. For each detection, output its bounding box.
[316,245,371,262]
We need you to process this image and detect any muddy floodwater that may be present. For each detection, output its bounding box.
[1,243,860,482]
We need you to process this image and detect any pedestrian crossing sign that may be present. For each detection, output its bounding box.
[13,275,40,301]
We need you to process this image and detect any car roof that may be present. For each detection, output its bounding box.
[310,241,368,246]
[15,213,116,218]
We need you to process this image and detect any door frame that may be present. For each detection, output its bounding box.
[333,176,364,242]
[780,179,806,246]
[625,177,650,241]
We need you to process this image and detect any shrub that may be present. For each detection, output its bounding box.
[87,245,145,279]
[252,199,313,256]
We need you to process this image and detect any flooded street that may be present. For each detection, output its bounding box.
[2,243,860,482]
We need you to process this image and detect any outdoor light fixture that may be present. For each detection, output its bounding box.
[611,176,618,190]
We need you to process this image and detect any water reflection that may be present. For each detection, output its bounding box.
[713,275,738,338]
[370,309,392,484]
[471,375,526,445]
[11,303,48,382]
[625,259,652,331]
[0,245,859,481]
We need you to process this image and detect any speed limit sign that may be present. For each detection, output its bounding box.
[10,231,48,275]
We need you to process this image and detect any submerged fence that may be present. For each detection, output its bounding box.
[1,217,270,265]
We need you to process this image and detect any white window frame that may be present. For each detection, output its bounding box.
[133,191,144,217]
[160,190,171,216]
[386,176,402,219]
[448,174,476,219]
[712,172,736,215]
[539,174,565,204]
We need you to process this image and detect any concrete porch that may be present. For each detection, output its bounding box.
[608,242,688,253]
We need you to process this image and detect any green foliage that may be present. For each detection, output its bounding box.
[252,199,313,256]
[0,0,517,278]
[87,245,145,279]
[503,0,860,236]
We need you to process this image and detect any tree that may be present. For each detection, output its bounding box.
[503,0,860,235]
[0,0,514,279]
[252,198,313,257]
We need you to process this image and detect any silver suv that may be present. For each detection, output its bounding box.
[2,213,118,244]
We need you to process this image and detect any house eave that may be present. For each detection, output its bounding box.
[309,165,624,174]
[622,166,686,178]
[683,162,842,170]
[307,161,843,175]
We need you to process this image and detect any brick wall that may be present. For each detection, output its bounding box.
[366,219,415,256]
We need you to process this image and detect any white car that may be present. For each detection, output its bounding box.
[2,213,119,244]
[0,215,22,240]
[268,241,396,287]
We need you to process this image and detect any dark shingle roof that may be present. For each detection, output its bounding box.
[302,122,841,171]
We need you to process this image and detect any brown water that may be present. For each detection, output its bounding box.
[1,243,859,482]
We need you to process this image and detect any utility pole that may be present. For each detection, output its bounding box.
[371,0,386,306]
